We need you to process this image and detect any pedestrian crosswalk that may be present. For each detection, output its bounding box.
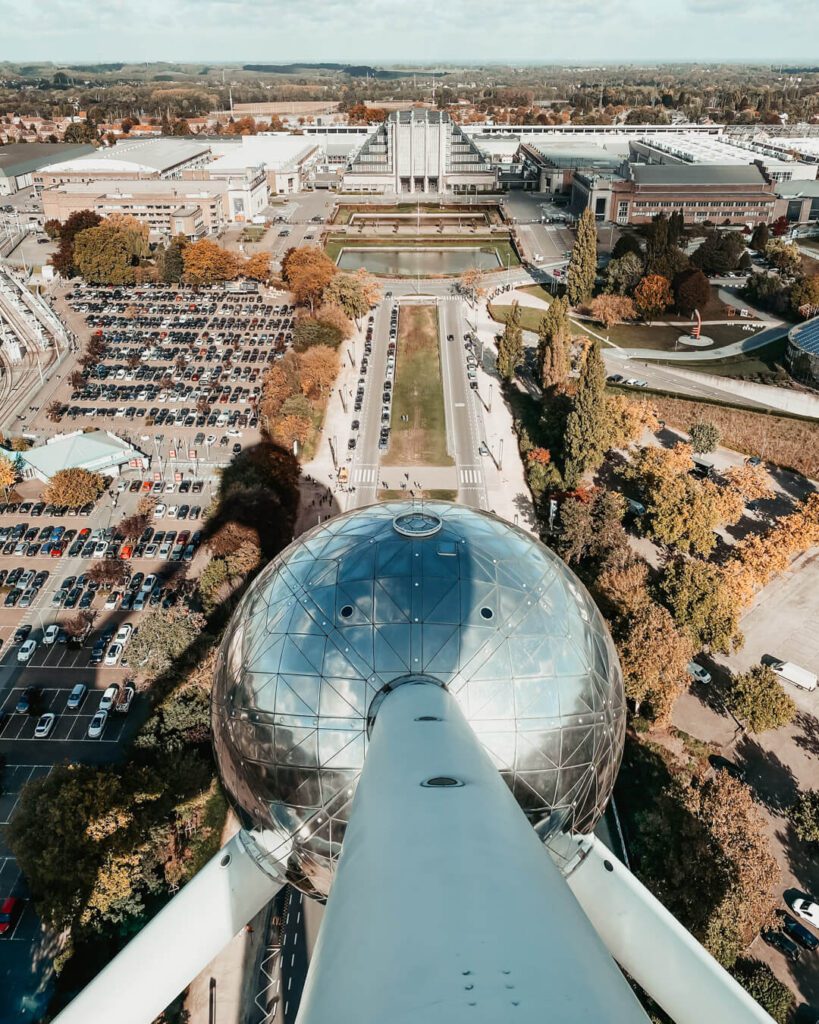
[353,467,378,483]
[459,468,483,485]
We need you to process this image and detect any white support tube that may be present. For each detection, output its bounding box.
[296,679,649,1024]
[52,830,283,1024]
[566,834,776,1024]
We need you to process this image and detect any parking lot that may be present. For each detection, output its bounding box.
[41,283,297,464]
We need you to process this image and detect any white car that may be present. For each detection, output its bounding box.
[17,639,37,663]
[98,684,120,711]
[104,643,123,666]
[141,574,157,593]
[166,505,179,519]
[115,623,133,645]
[92,541,107,558]
[34,712,56,738]
[43,624,60,645]
[87,710,107,739]
[104,592,120,610]
[687,661,712,686]
[153,503,167,518]
[792,898,819,927]
[165,481,175,493]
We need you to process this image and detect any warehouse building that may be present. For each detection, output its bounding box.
[19,430,146,483]
[34,138,212,189]
[0,142,95,195]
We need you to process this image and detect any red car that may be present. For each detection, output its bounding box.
[50,543,64,558]
[0,897,21,936]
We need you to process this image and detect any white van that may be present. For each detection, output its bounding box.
[770,660,817,692]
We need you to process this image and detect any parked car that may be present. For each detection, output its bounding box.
[17,639,37,663]
[66,682,88,710]
[104,643,123,666]
[43,624,61,645]
[0,897,22,936]
[116,685,135,713]
[762,929,801,963]
[34,713,56,738]
[87,710,108,739]
[15,687,38,714]
[793,898,819,928]
[98,684,120,711]
[779,910,819,951]
[687,661,712,686]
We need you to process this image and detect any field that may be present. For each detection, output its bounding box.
[488,302,549,334]
[645,393,819,478]
[382,305,453,467]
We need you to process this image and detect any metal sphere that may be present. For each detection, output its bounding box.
[212,501,625,898]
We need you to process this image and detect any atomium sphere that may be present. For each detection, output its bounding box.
[212,501,625,898]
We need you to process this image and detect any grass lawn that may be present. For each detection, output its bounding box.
[379,489,457,501]
[382,305,453,468]
[488,303,549,334]
[572,318,768,352]
[658,336,789,381]
[519,284,554,306]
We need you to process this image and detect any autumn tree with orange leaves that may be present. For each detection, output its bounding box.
[182,240,240,285]
[634,274,673,324]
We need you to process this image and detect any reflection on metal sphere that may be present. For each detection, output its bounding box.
[212,502,625,899]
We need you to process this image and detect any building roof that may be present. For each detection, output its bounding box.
[628,163,768,186]
[208,135,319,172]
[45,179,223,200]
[0,142,95,178]
[40,138,210,175]
[775,179,819,198]
[21,430,140,478]
[790,316,819,356]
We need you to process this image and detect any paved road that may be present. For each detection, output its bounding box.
[346,302,391,505]
[438,300,489,509]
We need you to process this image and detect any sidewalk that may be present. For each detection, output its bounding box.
[471,295,537,533]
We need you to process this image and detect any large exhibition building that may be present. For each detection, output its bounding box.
[342,109,497,194]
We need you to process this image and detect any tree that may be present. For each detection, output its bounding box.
[634,274,673,324]
[589,293,636,328]
[563,339,608,487]
[62,609,95,641]
[158,240,185,283]
[497,303,523,382]
[722,463,773,503]
[88,558,129,590]
[50,208,102,277]
[690,231,746,275]
[43,468,104,508]
[660,556,742,654]
[604,393,659,450]
[750,223,769,253]
[566,208,597,306]
[618,601,693,723]
[281,246,337,311]
[536,295,570,391]
[0,453,17,492]
[73,224,137,285]
[293,314,345,352]
[604,252,644,295]
[789,274,819,319]
[118,512,150,540]
[728,665,796,733]
[611,233,643,260]
[315,303,354,341]
[731,960,793,1024]
[323,272,377,320]
[688,421,720,454]
[43,218,62,240]
[63,119,98,144]
[788,789,819,845]
[298,345,338,398]
[673,268,711,317]
[556,489,627,568]
[764,239,801,278]
[243,252,271,283]
[260,364,294,421]
[128,605,206,680]
[182,239,240,285]
[272,414,312,449]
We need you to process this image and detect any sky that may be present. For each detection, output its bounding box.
[1,0,818,65]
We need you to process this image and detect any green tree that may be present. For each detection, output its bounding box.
[128,605,206,680]
[690,231,746,275]
[50,208,102,277]
[604,252,643,295]
[788,789,819,844]
[63,118,98,144]
[323,272,378,321]
[765,239,801,278]
[73,224,137,285]
[160,241,185,284]
[536,295,570,391]
[750,223,769,253]
[789,274,819,318]
[673,268,711,317]
[731,959,794,1024]
[688,421,720,454]
[728,665,796,734]
[497,303,523,382]
[563,339,608,487]
[611,232,643,260]
[567,207,597,306]
[660,557,742,654]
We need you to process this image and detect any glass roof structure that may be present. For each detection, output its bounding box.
[212,501,625,898]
